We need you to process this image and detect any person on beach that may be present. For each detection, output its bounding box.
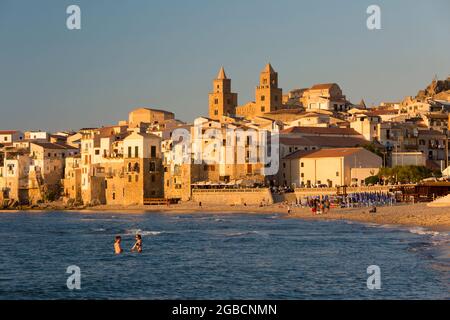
[131,234,143,253]
[114,236,123,254]
[325,199,331,213]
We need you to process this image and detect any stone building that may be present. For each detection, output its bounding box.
[236,64,283,118]
[66,125,164,206]
[208,67,238,120]
[302,83,349,112]
[128,107,175,128]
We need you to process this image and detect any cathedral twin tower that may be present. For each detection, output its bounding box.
[208,64,283,120]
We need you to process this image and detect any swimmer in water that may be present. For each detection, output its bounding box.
[131,234,142,253]
[114,235,123,254]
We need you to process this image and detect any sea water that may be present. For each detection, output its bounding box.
[0,212,448,299]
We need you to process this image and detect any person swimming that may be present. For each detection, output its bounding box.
[114,235,123,254]
[131,234,142,253]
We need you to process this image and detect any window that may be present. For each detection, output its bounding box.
[214,99,219,105]
[214,110,218,116]
[128,146,132,158]
[135,175,139,182]
[112,192,115,200]
[336,172,339,177]
[128,175,132,182]
[261,106,265,112]
[301,173,304,178]
[301,162,304,168]
[135,146,139,158]
[261,95,265,101]
[95,149,100,155]
[149,161,156,172]
[151,146,157,158]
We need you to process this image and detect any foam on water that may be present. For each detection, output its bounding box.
[125,229,163,236]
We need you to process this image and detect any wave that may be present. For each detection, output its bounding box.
[224,231,262,237]
[409,227,441,237]
[125,229,163,236]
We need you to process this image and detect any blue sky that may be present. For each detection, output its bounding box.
[0,0,449,131]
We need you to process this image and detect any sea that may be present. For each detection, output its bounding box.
[0,211,448,299]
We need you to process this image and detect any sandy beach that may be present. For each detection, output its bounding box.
[2,202,449,232]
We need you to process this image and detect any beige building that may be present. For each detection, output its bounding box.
[0,131,24,145]
[0,150,31,204]
[163,117,272,201]
[62,155,82,203]
[128,108,175,128]
[65,124,164,206]
[280,147,382,188]
[350,114,381,141]
[302,83,349,112]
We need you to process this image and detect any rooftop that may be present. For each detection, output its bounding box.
[284,147,366,159]
[281,126,362,136]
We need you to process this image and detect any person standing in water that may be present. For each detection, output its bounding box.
[114,236,123,254]
[131,234,143,253]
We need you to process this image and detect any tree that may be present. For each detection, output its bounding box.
[365,175,380,185]
[361,143,384,158]
[378,165,439,184]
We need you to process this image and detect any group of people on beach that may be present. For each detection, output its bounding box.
[114,234,142,254]
[295,192,395,210]
[309,199,331,215]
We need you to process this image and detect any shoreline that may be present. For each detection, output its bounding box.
[1,202,449,233]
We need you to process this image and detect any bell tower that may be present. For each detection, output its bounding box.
[208,67,238,120]
[255,63,283,116]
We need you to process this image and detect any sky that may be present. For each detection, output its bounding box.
[0,0,449,132]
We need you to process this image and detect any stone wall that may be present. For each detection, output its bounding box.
[192,188,273,205]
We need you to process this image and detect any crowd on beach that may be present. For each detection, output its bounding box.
[287,192,396,215]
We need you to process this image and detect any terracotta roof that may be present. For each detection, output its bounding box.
[281,126,361,136]
[0,130,18,134]
[30,142,69,150]
[426,113,448,119]
[283,147,366,160]
[284,150,315,159]
[305,136,369,147]
[302,148,364,158]
[310,83,336,90]
[364,110,398,116]
[418,129,446,136]
[280,137,317,146]
[264,109,304,115]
